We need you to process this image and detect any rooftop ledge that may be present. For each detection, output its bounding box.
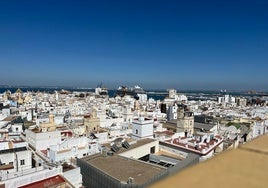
[150,134,268,188]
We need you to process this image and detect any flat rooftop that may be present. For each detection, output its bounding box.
[2,116,19,122]
[83,154,166,184]
[150,134,268,188]
[194,122,215,131]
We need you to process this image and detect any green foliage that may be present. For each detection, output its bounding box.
[226,122,241,129]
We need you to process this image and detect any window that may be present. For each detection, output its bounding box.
[135,129,138,134]
[20,160,25,165]
[16,127,19,131]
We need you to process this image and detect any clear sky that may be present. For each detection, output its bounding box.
[0,0,267,90]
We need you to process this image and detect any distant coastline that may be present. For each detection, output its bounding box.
[0,87,267,102]
[0,85,267,93]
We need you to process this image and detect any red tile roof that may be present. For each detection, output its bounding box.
[19,175,66,188]
[40,150,48,156]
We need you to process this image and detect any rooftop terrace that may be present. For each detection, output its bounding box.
[150,134,268,188]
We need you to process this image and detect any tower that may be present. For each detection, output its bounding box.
[55,91,59,101]
[122,105,133,123]
[49,113,55,124]
[176,107,194,136]
[84,109,100,133]
[132,117,154,139]
[168,89,177,99]
[167,103,178,121]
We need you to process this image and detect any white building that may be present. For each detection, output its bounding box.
[236,97,247,107]
[165,89,188,103]
[119,139,159,159]
[137,93,148,103]
[167,103,177,121]
[106,122,132,139]
[252,120,267,139]
[1,108,11,117]
[48,137,89,163]
[0,141,32,174]
[218,95,236,104]
[168,89,177,99]
[0,164,82,188]
[132,117,154,139]
[19,110,33,121]
[122,105,133,123]
[160,133,223,161]
[8,124,23,139]
[25,129,61,150]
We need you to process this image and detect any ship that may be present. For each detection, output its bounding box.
[116,85,147,101]
[95,84,108,96]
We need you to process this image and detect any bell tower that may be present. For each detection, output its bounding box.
[176,106,194,136]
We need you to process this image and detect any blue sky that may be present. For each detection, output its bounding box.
[0,0,267,90]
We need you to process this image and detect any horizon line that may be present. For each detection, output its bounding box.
[0,84,267,93]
